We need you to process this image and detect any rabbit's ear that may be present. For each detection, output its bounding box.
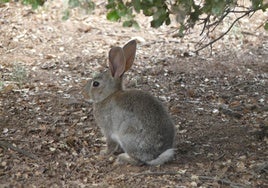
[123,40,137,72]
[109,47,126,78]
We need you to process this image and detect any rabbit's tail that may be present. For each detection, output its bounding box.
[146,148,175,166]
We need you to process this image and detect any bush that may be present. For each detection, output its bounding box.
[106,0,268,32]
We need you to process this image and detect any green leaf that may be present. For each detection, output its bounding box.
[106,1,115,9]
[264,22,268,30]
[117,3,128,17]
[151,19,163,28]
[132,21,140,29]
[211,1,226,16]
[165,17,171,25]
[107,10,120,21]
[123,20,134,27]
[143,7,154,16]
[132,0,141,13]
[262,2,268,11]
[68,0,80,8]
[178,25,186,38]
[62,9,70,20]
[251,0,262,10]
[22,0,44,9]
[122,20,139,28]
[0,0,10,3]
[151,7,169,28]
[83,1,95,13]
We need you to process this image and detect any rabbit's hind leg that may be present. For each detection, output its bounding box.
[115,153,143,166]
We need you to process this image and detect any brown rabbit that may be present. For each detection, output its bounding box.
[83,40,175,165]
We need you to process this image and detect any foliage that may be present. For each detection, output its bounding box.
[0,0,95,16]
[105,0,268,51]
[62,0,95,20]
[106,0,139,27]
[106,0,170,28]
[2,0,266,31]
[22,0,45,9]
[1,0,266,51]
[265,22,268,30]
[0,0,45,9]
[62,9,71,21]
[0,0,10,3]
[106,0,268,30]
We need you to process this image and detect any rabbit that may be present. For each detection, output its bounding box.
[83,40,175,165]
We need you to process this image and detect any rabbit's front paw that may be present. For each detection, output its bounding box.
[100,143,123,156]
[115,153,142,166]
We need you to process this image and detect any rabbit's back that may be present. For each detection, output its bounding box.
[115,90,174,134]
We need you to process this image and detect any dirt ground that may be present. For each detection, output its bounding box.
[0,1,267,187]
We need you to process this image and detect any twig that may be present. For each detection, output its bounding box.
[256,18,268,30]
[194,9,257,53]
[65,163,80,179]
[196,10,231,49]
[206,10,230,31]
[213,153,225,161]
[195,11,251,53]
[0,140,38,160]
[199,15,210,36]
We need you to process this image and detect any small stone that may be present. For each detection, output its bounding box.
[3,128,8,134]
[212,109,219,114]
[190,181,197,187]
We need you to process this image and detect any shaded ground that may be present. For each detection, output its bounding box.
[0,1,267,187]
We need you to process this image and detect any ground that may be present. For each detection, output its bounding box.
[0,1,267,187]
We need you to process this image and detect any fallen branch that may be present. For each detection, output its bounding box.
[0,140,38,160]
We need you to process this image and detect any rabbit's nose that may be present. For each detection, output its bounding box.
[81,80,91,99]
[81,88,90,99]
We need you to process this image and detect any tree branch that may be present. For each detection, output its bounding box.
[194,9,255,53]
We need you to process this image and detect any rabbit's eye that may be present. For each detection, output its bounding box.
[92,81,100,87]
